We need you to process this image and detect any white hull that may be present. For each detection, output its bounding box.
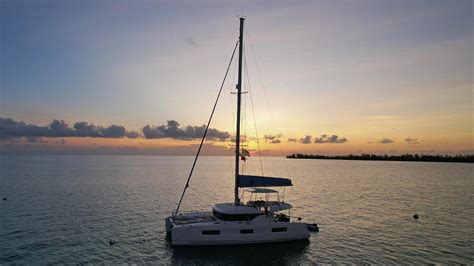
[164,19,317,247]
[166,213,310,246]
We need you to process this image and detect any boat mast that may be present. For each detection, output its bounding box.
[235,17,245,205]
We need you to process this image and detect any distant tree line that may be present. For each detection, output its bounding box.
[286,153,474,163]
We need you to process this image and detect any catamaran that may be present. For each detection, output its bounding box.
[165,17,317,246]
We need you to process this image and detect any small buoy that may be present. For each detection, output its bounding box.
[109,240,115,245]
[413,214,419,220]
[3,198,6,201]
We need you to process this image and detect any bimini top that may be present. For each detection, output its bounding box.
[237,175,292,188]
[245,188,278,193]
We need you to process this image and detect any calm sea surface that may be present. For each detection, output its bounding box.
[1,155,473,264]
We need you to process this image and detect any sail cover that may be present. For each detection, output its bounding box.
[237,175,292,187]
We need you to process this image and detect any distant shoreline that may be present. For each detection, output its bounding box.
[286,154,474,163]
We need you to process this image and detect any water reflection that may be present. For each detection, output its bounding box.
[1,155,473,263]
[170,239,310,264]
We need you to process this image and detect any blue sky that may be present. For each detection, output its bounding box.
[1,0,472,154]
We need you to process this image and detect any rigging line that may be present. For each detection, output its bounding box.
[245,28,291,178]
[243,73,247,175]
[174,40,239,218]
[243,45,265,180]
[244,78,247,149]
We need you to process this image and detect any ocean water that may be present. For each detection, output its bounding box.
[1,155,473,264]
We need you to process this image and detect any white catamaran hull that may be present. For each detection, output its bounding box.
[166,214,310,246]
[165,18,317,246]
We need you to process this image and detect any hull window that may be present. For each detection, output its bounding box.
[272,227,287,232]
[240,229,254,234]
[202,230,220,235]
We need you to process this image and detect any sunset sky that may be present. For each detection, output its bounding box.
[1,0,472,155]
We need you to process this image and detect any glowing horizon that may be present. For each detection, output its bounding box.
[1,0,472,155]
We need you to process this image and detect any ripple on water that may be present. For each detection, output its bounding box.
[0,155,473,263]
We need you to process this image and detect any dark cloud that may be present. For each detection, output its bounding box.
[143,120,230,141]
[287,138,297,143]
[126,131,141,139]
[50,120,74,136]
[229,135,248,143]
[1,117,136,139]
[264,134,282,144]
[74,122,102,137]
[264,135,276,140]
[0,117,50,139]
[73,122,127,138]
[378,138,394,144]
[101,125,126,138]
[405,137,420,144]
[206,127,230,141]
[299,135,312,144]
[263,134,282,141]
[1,117,234,142]
[230,135,257,143]
[314,134,348,144]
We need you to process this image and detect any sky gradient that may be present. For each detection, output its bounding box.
[1,0,472,155]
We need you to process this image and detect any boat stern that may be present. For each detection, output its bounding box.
[165,216,174,241]
[165,216,175,231]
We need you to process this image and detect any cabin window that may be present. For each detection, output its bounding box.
[202,230,220,235]
[212,210,260,221]
[240,229,254,234]
[272,227,287,232]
